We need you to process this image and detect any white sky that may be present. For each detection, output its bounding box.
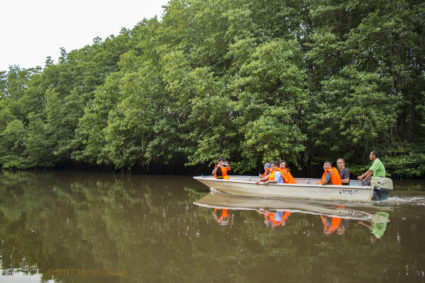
[0,0,169,71]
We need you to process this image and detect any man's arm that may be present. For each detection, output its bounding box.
[319,172,331,185]
[212,166,218,175]
[341,169,350,184]
[358,221,372,230]
[266,171,281,184]
[256,174,271,184]
[357,170,373,180]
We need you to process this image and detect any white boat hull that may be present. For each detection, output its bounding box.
[193,175,374,202]
[194,192,373,221]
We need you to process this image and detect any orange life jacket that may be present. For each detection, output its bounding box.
[214,164,229,180]
[214,208,229,222]
[277,168,296,184]
[269,211,291,226]
[320,216,341,232]
[261,168,272,178]
[317,167,342,185]
[268,169,277,181]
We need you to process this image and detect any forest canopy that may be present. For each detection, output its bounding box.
[0,0,424,177]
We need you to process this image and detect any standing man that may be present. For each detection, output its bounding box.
[337,158,350,185]
[212,158,230,180]
[357,150,386,185]
[317,161,342,185]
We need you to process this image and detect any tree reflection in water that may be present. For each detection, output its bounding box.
[0,171,423,282]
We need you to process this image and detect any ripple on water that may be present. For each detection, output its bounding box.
[380,196,425,206]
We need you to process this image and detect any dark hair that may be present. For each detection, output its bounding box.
[371,150,379,158]
[280,160,287,166]
[324,161,333,166]
[337,158,345,162]
[271,161,279,167]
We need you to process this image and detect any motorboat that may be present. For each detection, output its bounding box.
[193,175,393,202]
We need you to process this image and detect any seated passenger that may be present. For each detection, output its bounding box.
[357,150,386,186]
[260,162,272,178]
[337,158,350,185]
[256,161,283,184]
[317,161,342,185]
[277,160,296,184]
[212,158,230,180]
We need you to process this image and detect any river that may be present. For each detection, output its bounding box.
[0,171,424,282]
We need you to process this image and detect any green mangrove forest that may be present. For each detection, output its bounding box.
[0,0,424,177]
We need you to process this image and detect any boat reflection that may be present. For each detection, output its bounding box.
[194,192,390,238]
[194,192,373,220]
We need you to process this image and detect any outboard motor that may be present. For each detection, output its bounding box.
[371,177,393,201]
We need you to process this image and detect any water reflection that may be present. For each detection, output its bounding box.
[358,212,390,244]
[0,171,424,282]
[257,209,291,228]
[212,208,230,226]
[195,192,392,240]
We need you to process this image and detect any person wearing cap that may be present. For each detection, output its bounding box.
[256,161,284,184]
[260,162,272,178]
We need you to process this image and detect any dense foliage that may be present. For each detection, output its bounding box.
[1,0,424,177]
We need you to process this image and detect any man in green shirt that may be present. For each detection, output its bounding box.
[357,150,386,185]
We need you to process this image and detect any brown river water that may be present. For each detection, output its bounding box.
[0,171,424,282]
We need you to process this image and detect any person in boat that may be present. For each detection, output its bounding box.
[213,208,230,226]
[337,158,350,185]
[212,158,230,180]
[256,161,283,184]
[260,162,272,178]
[317,161,342,185]
[279,160,296,184]
[357,150,386,186]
